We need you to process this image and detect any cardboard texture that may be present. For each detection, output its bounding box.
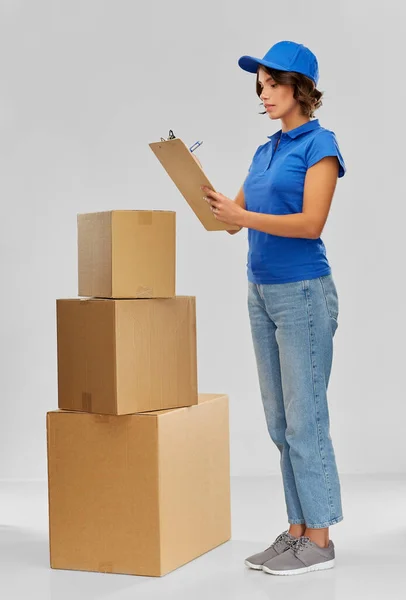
[56,296,198,415]
[47,393,231,577]
[77,210,176,298]
[149,137,240,232]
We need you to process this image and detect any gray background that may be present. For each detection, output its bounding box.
[1,0,404,480]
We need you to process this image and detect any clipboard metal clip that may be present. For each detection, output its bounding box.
[160,129,176,142]
[158,129,203,153]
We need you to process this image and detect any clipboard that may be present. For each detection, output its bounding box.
[149,131,240,231]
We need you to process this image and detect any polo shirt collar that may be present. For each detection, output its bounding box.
[267,118,320,140]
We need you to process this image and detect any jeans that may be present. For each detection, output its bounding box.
[247,273,343,528]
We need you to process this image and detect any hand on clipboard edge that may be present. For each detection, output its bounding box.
[149,130,240,232]
[187,150,243,233]
[188,137,243,233]
[201,184,245,234]
[189,161,242,233]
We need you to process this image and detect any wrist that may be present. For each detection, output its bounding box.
[237,208,249,228]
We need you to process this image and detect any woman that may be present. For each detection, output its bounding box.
[201,40,346,576]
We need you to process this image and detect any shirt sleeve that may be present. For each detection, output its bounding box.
[305,130,346,178]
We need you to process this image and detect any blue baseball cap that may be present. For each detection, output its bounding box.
[238,40,319,86]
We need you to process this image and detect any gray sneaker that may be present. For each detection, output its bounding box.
[262,535,335,576]
[244,530,298,570]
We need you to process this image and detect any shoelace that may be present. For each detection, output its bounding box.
[290,536,312,556]
[266,530,291,552]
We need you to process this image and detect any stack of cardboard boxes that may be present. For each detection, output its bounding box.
[46,210,231,577]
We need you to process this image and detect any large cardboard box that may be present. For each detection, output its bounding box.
[78,210,175,298]
[56,296,198,415]
[46,393,231,577]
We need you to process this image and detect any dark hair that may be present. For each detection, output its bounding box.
[256,66,323,118]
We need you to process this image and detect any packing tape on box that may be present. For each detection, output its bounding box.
[135,285,154,297]
[138,212,153,225]
[82,392,92,412]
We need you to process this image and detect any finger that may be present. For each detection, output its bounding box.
[206,190,222,201]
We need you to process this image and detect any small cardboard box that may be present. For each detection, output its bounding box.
[56,296,198,415]
[77,210,175,298]
[46,393,231,577]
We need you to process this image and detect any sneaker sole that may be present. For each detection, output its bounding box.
[262,558,335,576]
[244,559,264,570]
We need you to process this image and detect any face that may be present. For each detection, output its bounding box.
[257,67,297,119]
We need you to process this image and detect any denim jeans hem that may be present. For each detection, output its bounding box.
[288,518,306,525]
[304,515,344,528]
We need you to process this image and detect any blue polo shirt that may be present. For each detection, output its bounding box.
[243,118,346,284]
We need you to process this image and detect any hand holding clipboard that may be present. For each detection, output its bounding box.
[149,130,240,232]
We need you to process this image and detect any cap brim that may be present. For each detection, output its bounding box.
[238,55,288,74]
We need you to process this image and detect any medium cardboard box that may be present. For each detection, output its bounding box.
[77,210,175,298]
[56,296,198,415]
[46,393,231,577]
